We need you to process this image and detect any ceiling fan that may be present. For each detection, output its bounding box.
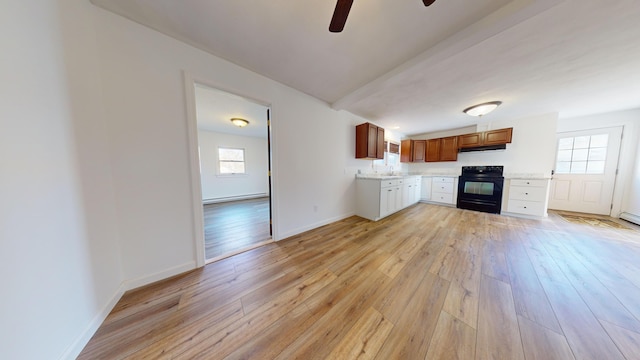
[329,0,436,33]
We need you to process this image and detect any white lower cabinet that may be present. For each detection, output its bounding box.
[402,176,421,208]
[413,176,422,203]
[420,176,432,201]
[380,184,398,217]
[356,176,421,221]
[430,177,457,205]
[505,179,550,217]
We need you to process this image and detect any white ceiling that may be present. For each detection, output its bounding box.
[91,0,640,136]
[195,83,269,139]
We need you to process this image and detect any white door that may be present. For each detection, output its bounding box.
[548,126,622,215]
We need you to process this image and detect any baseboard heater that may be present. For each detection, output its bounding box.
[203,193,268,204]
[620,212,640,226]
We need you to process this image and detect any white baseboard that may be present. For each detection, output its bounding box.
[59,260,197,359]
[123,261,197,291]
[203,193,268,204]
[620,212,640,226]
[60,284,126,360]
[276,212,355,240]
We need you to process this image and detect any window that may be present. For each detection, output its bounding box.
[555,134,608,174]
[218,147,245,174]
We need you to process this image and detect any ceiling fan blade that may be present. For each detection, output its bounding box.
[423,0,436,6]
[329,0,354,33]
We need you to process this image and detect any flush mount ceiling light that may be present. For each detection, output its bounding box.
[230,118,249,127]
[463,101,502,117]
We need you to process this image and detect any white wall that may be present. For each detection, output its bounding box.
[408,113,558,177]
[557,108,640,218]
[625,135,640,223]
[0,1,123,359]
[198,130,269,201]
[91,5,372,282]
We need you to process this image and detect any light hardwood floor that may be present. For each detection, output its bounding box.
[204,197,271,260]
[79,203,640,359]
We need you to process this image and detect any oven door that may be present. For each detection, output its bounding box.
[457,176,504,214]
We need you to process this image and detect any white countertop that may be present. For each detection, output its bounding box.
[504,173,551,179]
[417,174,460,177]
[356,174,420,180]
[414,172,550,179]
[356,172,550,180]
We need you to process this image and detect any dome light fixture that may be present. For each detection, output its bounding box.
[230,118,249,127]
[463,101,502,117]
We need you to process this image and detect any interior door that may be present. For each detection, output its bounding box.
[548,126,622,215]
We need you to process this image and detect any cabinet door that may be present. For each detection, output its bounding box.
[425,139,441,162]
[458,132,484,148]
[367,124,378,158]
[439,136,458,161]
[394,186,403,211]
[356,122,381,159]
[376,127,385,159]
[421,177,432,201]
[400,140,413,163]
[380,186,393,217]
[414,178,422,203]
[484,128,513,145]
[413,140,426,162]
[402,183,412,208]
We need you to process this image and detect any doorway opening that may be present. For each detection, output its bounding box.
[192,83,273,262]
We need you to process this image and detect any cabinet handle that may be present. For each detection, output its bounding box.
[524,206,527,209]
[388,189,392,192]
[526,182,530,184]
[525,192,529,195]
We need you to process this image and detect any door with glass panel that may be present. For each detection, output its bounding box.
[548,126,622,215]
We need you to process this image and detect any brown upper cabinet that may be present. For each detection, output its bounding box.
[400,127,512,163]
[413,140,426,162]
[356,122,385,159]
[400,139,426,162]
[485,128,513,145]
[439,136,459,161]
[388,142,400,154]
[425,139,440,162]
[458,127,513,149]
[400,140,412,162]
[426,137,458,162]
[405,137,457,163]
[458,132,484,148]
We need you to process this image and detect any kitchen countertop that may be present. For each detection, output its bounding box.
[417,174,460,177]
[357,173,551,180]
[415,172,550,179]
[356,174,420,180]
[504,173,551,179]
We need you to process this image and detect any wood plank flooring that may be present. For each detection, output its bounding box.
[79,204,640,359]
[204,197,271,260]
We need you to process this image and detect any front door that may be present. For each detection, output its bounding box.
[548,126,622,215]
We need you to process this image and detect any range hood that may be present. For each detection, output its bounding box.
[458,144,507,153]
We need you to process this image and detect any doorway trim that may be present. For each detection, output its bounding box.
[183,71,275,267]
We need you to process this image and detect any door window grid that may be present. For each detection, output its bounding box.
[218,147,246,174]
[555,134,608,174]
